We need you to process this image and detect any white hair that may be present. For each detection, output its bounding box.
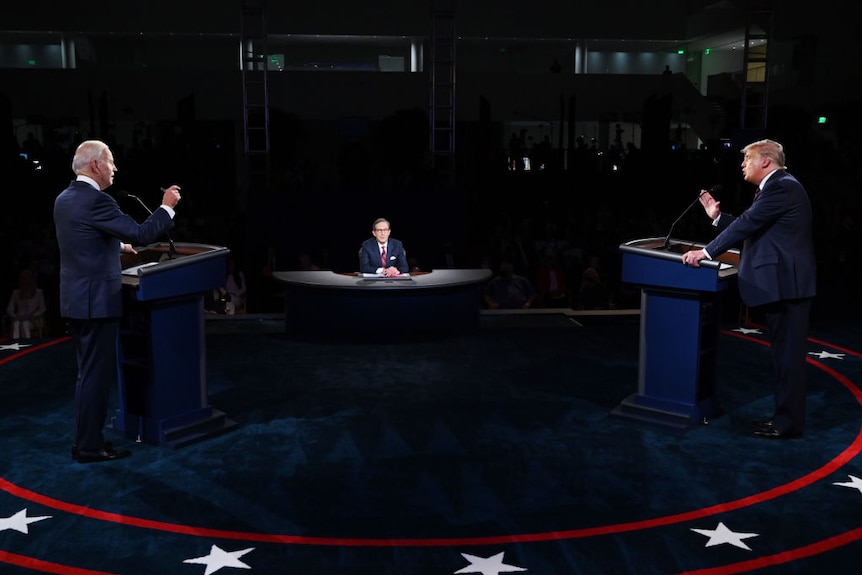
[71,140,109,174]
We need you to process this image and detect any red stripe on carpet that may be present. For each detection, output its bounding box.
[0,550,119,575]
[0,338,72,366]
[674,526,862,575]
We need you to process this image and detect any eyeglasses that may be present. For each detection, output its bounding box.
[373,228,390,232]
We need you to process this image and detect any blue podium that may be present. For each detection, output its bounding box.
[613,237,739,428]
[113,242,238,447]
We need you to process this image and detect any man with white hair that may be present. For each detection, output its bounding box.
[54,140,182,463]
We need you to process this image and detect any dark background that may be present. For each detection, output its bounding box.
[2,0,860,326]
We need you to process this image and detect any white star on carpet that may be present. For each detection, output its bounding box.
[455,551,527,575]
[732,327,761,335]
[0,343,31,351]
[808,351,845,360]
[834,474,862,495]
[183,544,255,575]
[0,508,51,534]
[691,522,759,550]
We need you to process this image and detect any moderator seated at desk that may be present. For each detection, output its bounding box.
[273,269,492,334]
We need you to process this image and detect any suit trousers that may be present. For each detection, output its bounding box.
[68,318,120,452]
[762,297,813,433]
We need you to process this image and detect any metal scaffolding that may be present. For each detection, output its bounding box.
[240,0,270,188]
[740,0,773,131]
[429,0,456,184]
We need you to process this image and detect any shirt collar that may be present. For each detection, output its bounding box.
[76,175,100,190]
[759,169,779,190]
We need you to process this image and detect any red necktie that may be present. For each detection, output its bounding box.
[381,245,386,268]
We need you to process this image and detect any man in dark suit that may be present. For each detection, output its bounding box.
[358,218,409,276]
[682,139,816,439]
[54,140,181,463]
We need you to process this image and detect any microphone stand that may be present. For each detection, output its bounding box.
[120,191,177,259]
[663,191,706,251]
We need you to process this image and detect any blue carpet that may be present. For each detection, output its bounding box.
[1,313,861,574]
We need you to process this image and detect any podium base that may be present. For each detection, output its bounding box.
[111,407,239,448]
[611,394,715,429]
[163,409,239,448]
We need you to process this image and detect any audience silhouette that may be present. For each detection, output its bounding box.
[5,269,46,338]
[4,125,859,325]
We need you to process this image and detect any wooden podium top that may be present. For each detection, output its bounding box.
[619,237,739,293]
[621,237,740,271]
[121,242,229,300]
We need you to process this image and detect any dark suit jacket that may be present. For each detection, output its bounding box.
[54,180,175,319]
[705,170,816,308]
[358,237,409,274]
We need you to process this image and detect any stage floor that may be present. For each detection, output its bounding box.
[1,310,861,574]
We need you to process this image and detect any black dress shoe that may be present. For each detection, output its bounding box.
[750,421,803,439]
[72,445,131,463]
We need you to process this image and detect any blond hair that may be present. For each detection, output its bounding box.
[742,139,786,169]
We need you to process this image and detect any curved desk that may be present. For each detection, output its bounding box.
[273,269,492,334]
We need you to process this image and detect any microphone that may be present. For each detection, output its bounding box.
[663,185,722,251]
[117,190,177,259]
